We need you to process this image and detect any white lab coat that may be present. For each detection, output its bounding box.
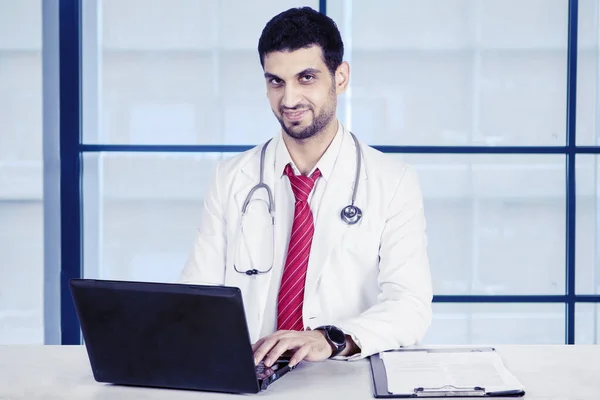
[179,125,433,359]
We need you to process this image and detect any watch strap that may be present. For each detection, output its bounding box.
[315,325,347,357]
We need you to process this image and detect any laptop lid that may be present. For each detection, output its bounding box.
[69,278,264,394]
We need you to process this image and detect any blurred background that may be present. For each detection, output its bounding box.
[0,0,598,345]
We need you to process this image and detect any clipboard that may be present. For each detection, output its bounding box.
[369,347,526,398]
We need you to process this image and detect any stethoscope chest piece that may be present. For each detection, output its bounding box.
[340,205,362,225]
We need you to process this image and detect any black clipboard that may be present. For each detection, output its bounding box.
[369,348,526,398]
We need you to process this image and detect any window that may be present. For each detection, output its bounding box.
[576,155,600,295]
[326,0,584,344]
[52,0,600,345]
[577,0,599,146]
[398,154,566,296]
[328,0,568,146]
[82,152,225,282]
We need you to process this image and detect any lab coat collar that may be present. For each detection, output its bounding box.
[238,121,366,184]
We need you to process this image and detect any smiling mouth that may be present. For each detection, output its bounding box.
[282,110,309,122]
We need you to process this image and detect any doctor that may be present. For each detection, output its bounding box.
[179,6,433,368]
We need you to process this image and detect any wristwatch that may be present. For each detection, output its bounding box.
[315,325,347,357]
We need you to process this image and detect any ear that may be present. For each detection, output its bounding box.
[334,61,350,95]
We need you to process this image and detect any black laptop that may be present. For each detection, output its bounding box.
[69,278,294,394]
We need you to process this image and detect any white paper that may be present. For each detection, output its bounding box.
[381,349,525,395]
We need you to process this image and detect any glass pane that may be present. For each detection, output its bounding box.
[87,0,318,145]
[82,153,232,281]
[328,0,568,146]
[577,0,600,146]
[0,0,43,344]
[423,303,565,345]
[576,303,600,344]
[576,155,600,294]
[399,154,565,295]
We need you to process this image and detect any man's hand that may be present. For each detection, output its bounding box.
[252,330,332,368]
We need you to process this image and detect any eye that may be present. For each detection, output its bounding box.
[301,75,314,82]
[269,78,283,86]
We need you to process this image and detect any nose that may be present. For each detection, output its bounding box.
[281,84,302,109]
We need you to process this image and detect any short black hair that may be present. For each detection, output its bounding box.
[257,6,344,75]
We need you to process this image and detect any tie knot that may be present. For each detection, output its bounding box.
[284,163,321,202]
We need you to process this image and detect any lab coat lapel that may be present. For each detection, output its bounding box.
[304,130,367,301]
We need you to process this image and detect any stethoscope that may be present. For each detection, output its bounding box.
[233,132,363,276]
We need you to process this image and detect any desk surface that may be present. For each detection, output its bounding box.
[0,345,598,399]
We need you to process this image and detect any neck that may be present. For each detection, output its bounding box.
[283,119,339,175]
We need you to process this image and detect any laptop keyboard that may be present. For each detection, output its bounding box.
[255,361,267,374]
[255,360,286,380]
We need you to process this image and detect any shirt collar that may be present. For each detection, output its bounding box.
[275,120,345,181]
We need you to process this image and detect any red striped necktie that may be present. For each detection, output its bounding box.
[277,163,321,331]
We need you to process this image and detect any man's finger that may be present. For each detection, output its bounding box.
[263,338,301,367]
[289,343,312,368]
[251,330,290,358]
[253,337,279,366]
[251,338,265,354]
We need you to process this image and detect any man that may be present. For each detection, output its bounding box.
[179,6,432,368]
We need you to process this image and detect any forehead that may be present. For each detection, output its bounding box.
[263,46,328,77]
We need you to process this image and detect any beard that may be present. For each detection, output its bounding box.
[275,86,337,141]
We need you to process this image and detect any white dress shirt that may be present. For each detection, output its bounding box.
[259,122,345,338]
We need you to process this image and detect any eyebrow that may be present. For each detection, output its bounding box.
[264,68,323,81]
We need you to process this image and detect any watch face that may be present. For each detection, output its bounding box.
[327,326,346,346]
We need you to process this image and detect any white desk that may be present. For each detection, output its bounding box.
[0,345,598,399]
